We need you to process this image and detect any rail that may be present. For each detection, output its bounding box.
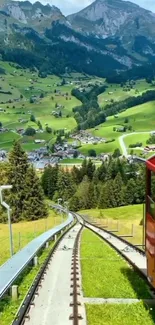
[77,215,148,283]
[0,213,74,299]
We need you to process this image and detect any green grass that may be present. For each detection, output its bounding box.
[79,138,120,155]
[0,209,62,266]
[0,131,21,149]
[81,229,150,298]
[79,205,143,221]
[98,80,155,108]
[94,101,155,137]
[0,65,83,151]
[86,303,155,325]
[0,241,54,325]
[84,100,155,154]
[79,205,144,247]
[60,158,83,164]
[1,65,155,154]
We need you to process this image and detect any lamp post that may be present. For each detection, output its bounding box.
[0,185,13,257]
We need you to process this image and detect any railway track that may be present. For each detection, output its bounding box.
[77,214,153,289]
[10,212,154,325]
[12,220,86,325]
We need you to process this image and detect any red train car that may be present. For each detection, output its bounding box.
[146,155,155,286]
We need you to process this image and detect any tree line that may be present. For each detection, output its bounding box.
[106,62,155,84]
[72,85,106,129]
[42,158,147,211]
[103,90,155,117]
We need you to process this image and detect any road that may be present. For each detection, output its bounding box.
[25,224,86,325]
[119,132,150,157]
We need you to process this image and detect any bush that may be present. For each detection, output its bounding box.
[88,149,97,157]
[30,114,36,122]
[46,126,52,133]
[24,127,36,136]
[129,143,142,148]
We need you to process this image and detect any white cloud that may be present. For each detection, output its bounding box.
[17,0,155,15]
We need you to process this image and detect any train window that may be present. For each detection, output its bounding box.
[148,196,155,219]
[151,171,155,200]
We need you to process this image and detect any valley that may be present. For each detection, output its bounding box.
[0,61,155,164]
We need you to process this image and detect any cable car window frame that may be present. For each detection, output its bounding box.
[147,195,155,220]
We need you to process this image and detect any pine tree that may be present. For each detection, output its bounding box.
[86,159,96,180]
[41,165,59,199]
[87,182,96,208]
[71,166,82,184]
[57,170,76,201]
[113,172,125,206]
[69,194,81,211]
[96,162,107,182]
[8,142,29,222]
[8,142,47,222]
[80,159,87,180]
[98,180,117,209]
[22,166,47,221]
[125,178,137,205]
[76,176,92,209]
[98,185,108,209]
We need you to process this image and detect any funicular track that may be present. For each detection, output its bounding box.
[77,214,152,290]
[8,211,155,325]
[11,218,85,325]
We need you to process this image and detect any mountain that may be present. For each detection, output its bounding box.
[68,0,155,58]
[0,0,155,78]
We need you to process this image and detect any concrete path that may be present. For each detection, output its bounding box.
[25,224,86,325]
[86,224,147,277]
[119,132,150,157]
[83,298,155,305]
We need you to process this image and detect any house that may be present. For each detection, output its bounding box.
[16,128,24,134]
[116,127,125,132]
[34,139,46,144]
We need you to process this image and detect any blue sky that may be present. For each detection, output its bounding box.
[19,0,155,15]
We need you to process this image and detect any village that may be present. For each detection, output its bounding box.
[0,130,110,170]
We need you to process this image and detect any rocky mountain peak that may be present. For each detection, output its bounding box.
[67,0,155,43]
[1,0,64,24]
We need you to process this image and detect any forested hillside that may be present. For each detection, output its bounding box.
[42,158,148,211]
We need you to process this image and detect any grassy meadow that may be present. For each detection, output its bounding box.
[0,209,63,265]
[98,80,155,107]
[80,229,150,298]
[79,205,145,247]
[0,63,84,151]
[86,303,155,325]
[85,100,155,155]
[0,62,155,156]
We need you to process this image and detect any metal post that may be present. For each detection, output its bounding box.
[8,208,14,256]
[0,185,13,257]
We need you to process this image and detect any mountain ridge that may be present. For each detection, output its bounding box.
[0,0,155,77]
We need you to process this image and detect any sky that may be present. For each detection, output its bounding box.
[19,0,155,15]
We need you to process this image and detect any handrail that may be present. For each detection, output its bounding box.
[0,213,73,299]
